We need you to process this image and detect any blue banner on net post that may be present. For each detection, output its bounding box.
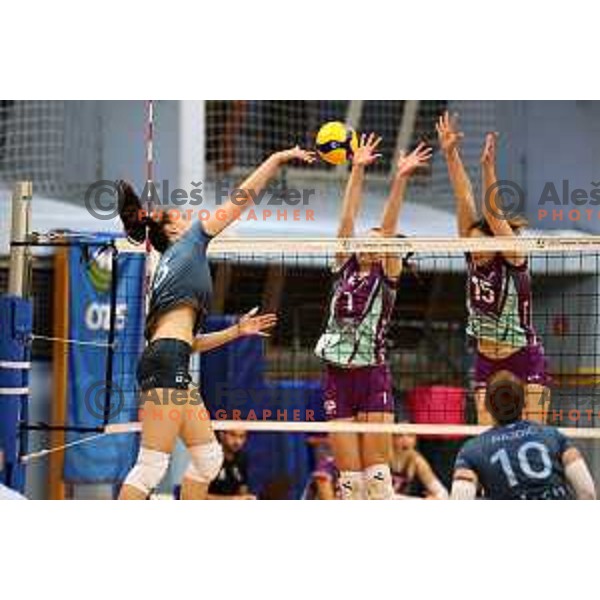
[63,238,144,483]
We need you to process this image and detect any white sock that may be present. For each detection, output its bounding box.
[364,463,394,499]
[339,471,366,500]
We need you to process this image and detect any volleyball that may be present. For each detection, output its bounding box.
[315,121,358,165]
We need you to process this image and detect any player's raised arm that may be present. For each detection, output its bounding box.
[377,142,432,277]
[480,132,514,237]
[562,446,597,500]
[335,133,382,263]
[337,133,381,237]
[380,142,432,235]
[203,146,315,238]
[436,111,478,237]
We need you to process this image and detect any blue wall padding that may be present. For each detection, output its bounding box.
[0,295,32,491]
[200,318,323,498]
[200,315,266,417]
[245,380,323,499]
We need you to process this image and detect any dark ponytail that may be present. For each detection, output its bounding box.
[146,216,170,253]
[116,180,170,253]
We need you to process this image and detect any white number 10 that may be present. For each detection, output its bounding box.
[490,442,552,488]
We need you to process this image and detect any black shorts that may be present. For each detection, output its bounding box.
[136,338,193,391]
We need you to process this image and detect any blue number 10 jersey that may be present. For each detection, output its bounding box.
[454,420,575,500]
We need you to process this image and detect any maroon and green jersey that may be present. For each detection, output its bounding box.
[466,253,538,348]
[315,254,397,367]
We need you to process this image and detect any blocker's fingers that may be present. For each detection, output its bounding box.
[257,332,271,337]
[245,306,260,318]
[371,135,383,149]
[259,317,278,327]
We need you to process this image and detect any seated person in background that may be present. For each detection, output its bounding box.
[304,436,338,500]
[207,430,256,500]
[391,433,449,499]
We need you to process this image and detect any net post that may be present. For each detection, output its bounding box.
[8,181,32,297]
[0,182,33,491]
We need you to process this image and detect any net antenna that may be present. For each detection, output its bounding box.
[144,100,157,307]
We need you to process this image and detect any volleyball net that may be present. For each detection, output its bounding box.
[3,232,600,498]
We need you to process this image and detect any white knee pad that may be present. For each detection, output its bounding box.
[339,471,366,500]
[364,464,394,500]
[184,441,224,484]
[123,447,170,496]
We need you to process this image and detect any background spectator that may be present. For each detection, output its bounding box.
[391,433,448,499]
[207,430,256,500]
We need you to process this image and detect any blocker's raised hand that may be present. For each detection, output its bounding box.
[436,111,464,155]
[396,142,433,177]
[352,132,383,167]
[480,131,498,167]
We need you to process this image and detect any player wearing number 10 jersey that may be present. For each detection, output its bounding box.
[451,374,596,500]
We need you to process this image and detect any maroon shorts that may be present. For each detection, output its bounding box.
[322,363,394,420]
[474,344,549,389]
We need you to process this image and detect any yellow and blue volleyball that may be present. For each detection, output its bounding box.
[315,121,358,165]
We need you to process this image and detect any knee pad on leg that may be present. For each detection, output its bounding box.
[123,447,170,496]
[364,464,394,500]
[184,441,224,484]
[339,471,366,500]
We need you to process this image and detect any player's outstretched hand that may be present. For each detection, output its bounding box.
[436,111,463,155]
[276,145,316,164]
[480,131,498,167]
[352,132,382,167]
[237,307,278,337]
[396,142,433,177]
